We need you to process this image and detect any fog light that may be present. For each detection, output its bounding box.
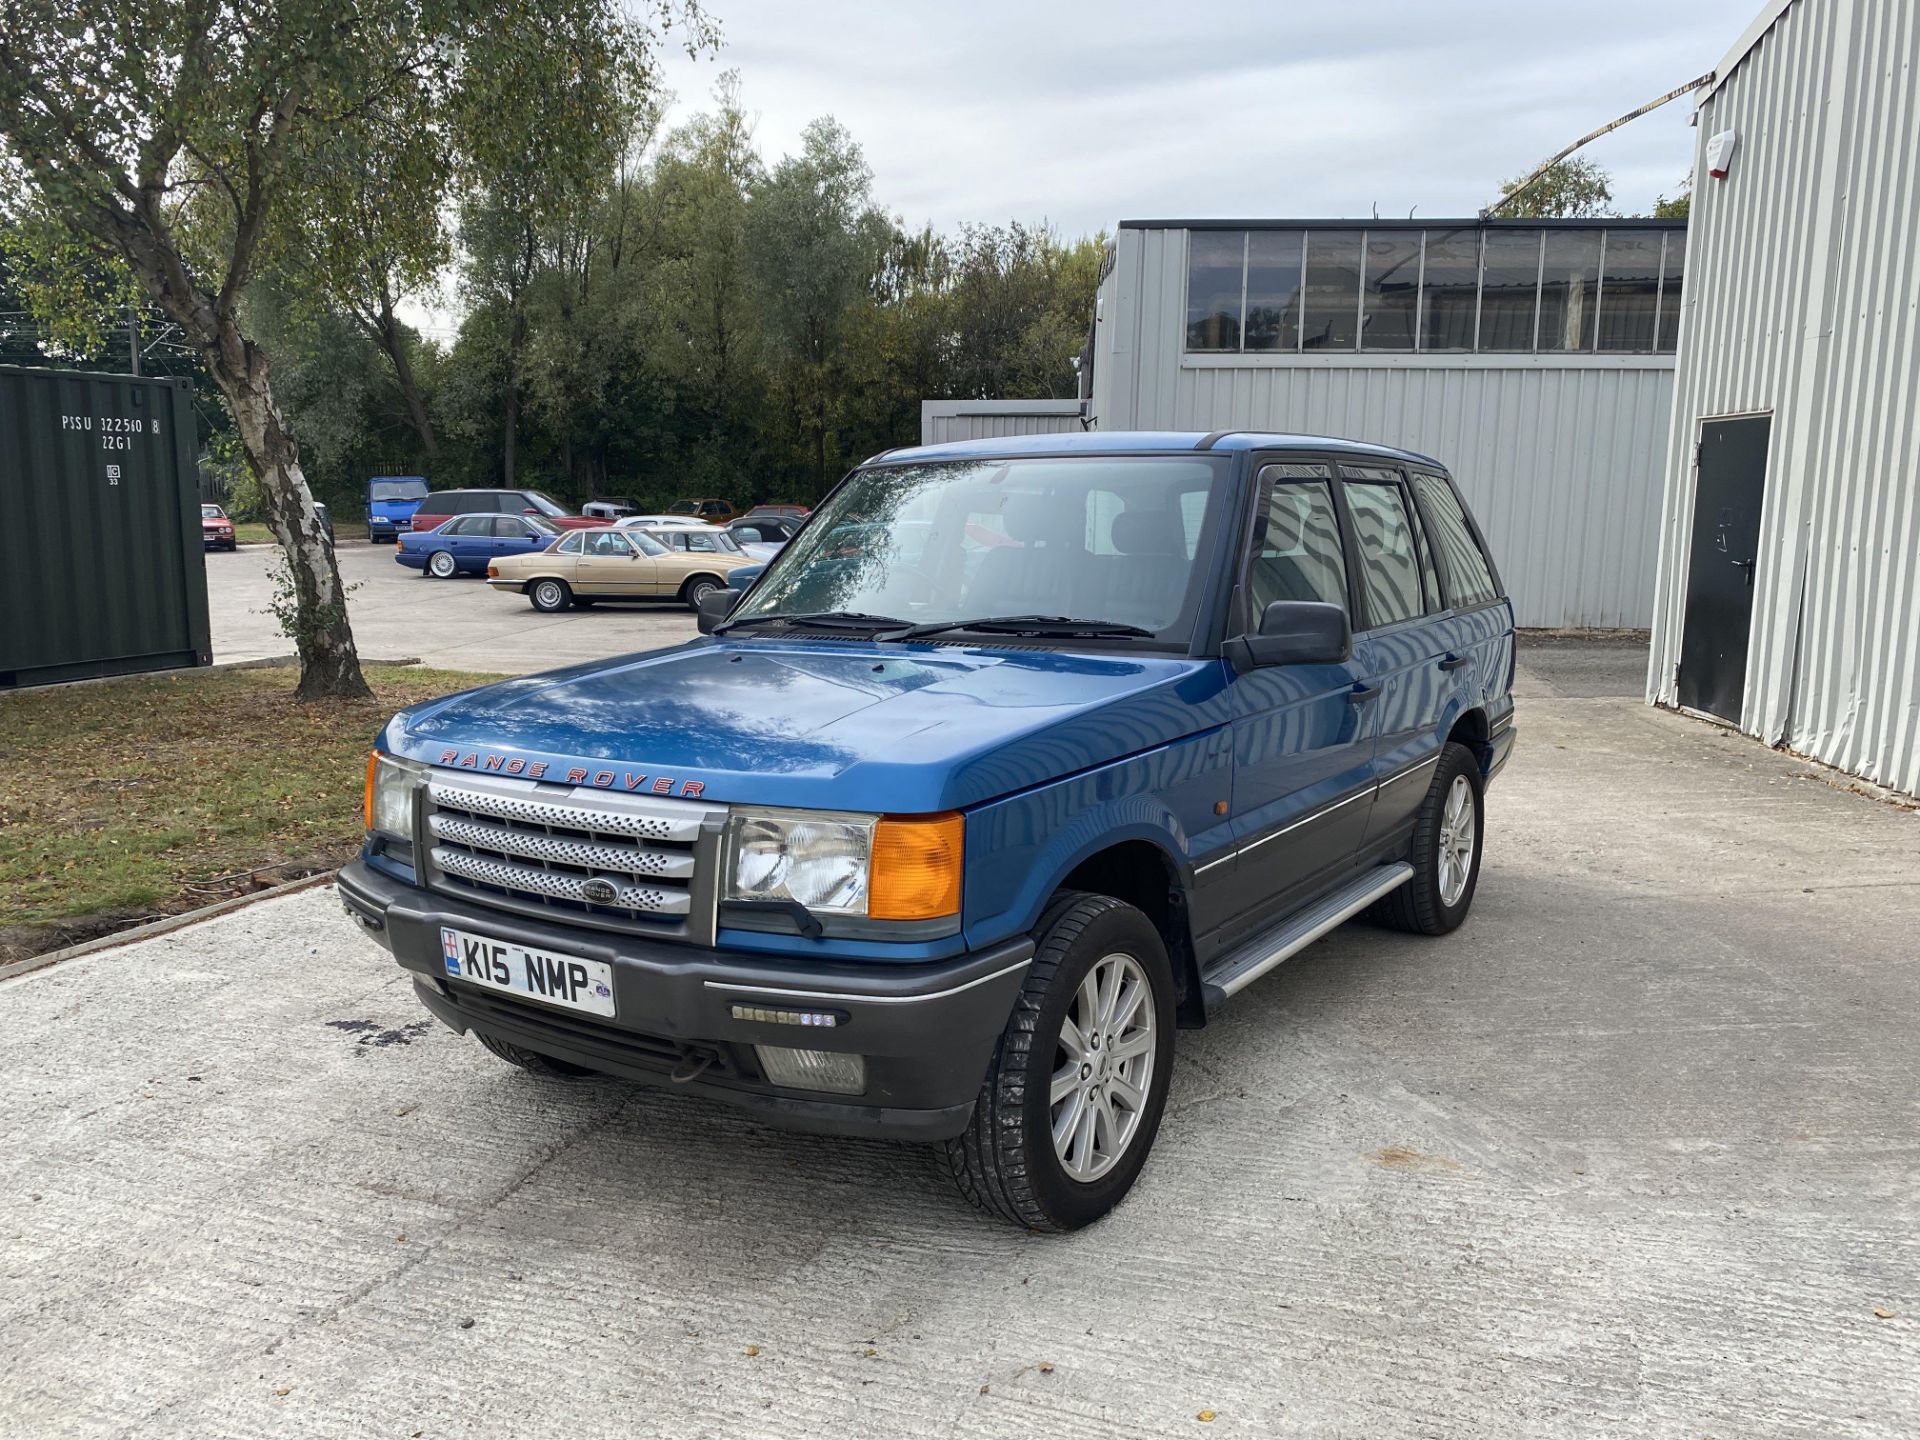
[754,1045,866,1096]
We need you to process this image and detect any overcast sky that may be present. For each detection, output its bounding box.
[650,0,1757,232]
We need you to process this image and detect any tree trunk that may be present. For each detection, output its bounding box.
[502,382,519,487]
[378,303,438,462]
[214,338,370,700]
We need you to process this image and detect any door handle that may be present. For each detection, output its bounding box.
[1348,683,1381,703]
[1438,653,1470,671]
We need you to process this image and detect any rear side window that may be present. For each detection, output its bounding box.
[1341,476,1424,627]
[1247,465,1348,616]
[1413,473,1500,607]
[556,531,585,555]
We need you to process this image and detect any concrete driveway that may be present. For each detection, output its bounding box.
[4,640,1917,1438]
[207,540,699,673]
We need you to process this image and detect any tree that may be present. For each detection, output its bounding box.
[0,1,708,699]
[1652,172,1693,220]
[1493,157,1616,219]
[744,118,890,493]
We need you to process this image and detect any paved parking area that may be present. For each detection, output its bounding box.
[4,640,1917,1437]
[208,540,699,672]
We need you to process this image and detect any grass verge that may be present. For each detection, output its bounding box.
[0,663,501,963]
[233,519,371,545]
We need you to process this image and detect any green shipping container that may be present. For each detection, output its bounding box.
[0,365,211,687]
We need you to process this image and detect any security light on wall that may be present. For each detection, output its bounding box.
[1706,129,1739,179]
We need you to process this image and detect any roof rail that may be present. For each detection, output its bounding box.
[1195,431,1243,451]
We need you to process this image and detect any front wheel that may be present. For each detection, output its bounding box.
[529,578,572,613]
[943,892,1175,1232]
[1371,740,1484,935]
[681,575,722,610]
[427,549,458,579]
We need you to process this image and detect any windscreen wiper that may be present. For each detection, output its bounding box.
[714,610,906,635]
[884,614,1156,641]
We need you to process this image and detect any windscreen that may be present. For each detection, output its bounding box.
[370,478,428,502]
[730,455,1229,640]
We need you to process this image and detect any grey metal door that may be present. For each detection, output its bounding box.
[1678,416,1770,723]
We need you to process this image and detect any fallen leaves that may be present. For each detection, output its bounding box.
[1197,1411,1217,1423]
[1873,1307,1895,1319]
[743,1345,760,1357]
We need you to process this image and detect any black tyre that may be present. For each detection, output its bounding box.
[427,549,458,579]
[529,578,572,613]
[1370,740,1484,935]
[476,1031,595,1078]
[681,574,722,610]
[943,892,1176,1232]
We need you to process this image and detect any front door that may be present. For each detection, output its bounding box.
[1678,416,1770,722]
[1222,464,1378,943]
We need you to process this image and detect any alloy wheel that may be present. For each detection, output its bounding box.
[1437,774,1477,906]
[1050,952,1157,1183]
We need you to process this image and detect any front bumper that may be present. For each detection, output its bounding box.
[336,860,1030,1141]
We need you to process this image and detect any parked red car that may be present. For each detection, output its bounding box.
[407,488,598,536]
[201,503,237,551]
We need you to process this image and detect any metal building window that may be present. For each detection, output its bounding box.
[1181,223,1681,356]
[1596,229,1664,351]
[1656,232,1686,352]
[1243,230,1304,352]
[1478,228,1544,352]
[1418,228,1480,351]
[1538,230,1602,352]
[1360,231,1421,351]
[1185,230,1247,351]
[1301,229,1363,350]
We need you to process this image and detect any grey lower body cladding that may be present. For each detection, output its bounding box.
[337,860,1030,1141]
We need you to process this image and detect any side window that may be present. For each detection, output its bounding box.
[1413,472,1500,607]
[1247,464,1349,617]
[587,531,630,557]
[446,517,481,535]
[628,530,667,556]
[555,531,585,555]
[490,517,525,539]
[1341,475,1425,627]
[685,532,719,552]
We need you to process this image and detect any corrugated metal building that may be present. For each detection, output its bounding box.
[920,398,1084,445]
[1084,217,1688,629]
[1646,0,1920,798]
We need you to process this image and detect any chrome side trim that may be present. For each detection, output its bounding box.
[1376,754,1441,791]
[702,957,1031,1007]
[1240,786,1374,856]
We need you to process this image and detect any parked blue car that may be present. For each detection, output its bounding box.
[395,512,561,577]
[724,562,764,591]
[367,475,429,543]
[344,431,1515,1230]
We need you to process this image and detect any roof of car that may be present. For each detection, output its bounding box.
[869,430,1442,468]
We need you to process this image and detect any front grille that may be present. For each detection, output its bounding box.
[455,988,748,1082]
[421,771,724,943]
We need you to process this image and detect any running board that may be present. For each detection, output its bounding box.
[1200,862,1414,1007]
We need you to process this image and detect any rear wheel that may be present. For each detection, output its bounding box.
[943,892,1175,1232]
[476,1032,595,1078]
[529,578,572,613]
[681,574,722,610]
[427,549,458,579]
[1370,740,1484,935]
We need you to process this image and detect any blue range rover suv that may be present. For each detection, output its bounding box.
[341,432,1516,1230]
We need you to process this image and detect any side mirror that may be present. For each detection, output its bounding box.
[1224,600,1350,674]
[697,587,743,634]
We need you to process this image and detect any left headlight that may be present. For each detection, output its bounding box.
[724,807,964,922]
[363,751,424,841]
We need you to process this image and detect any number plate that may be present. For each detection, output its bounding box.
[439,926,615,1018]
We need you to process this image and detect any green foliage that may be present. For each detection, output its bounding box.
[1652,174,1693,220]
[1495,157,1616,219]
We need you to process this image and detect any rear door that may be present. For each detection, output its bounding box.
[1338,467,1451,842]
[1220,461,1378,941]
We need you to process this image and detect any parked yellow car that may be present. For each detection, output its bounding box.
[486,526,756,612]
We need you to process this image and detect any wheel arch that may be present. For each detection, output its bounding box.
[1444,704,1492,776]
[1055,838,1204,1027]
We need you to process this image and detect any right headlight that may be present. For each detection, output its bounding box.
[724,808,963,922]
